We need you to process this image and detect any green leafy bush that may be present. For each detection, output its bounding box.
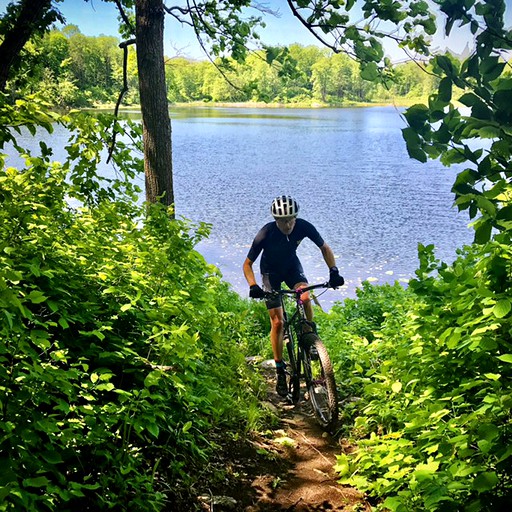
[328,242,512,511]
[315,281,414,429]
[0,97,266,510]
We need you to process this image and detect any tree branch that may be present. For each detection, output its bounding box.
[113,0,135,33]
[107,38,136,164]
[286,0,339,53]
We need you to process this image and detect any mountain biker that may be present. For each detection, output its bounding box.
[243,195,344,397]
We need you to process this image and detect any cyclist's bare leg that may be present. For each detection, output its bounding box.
[268,306,285,360]
[269,306,288,397]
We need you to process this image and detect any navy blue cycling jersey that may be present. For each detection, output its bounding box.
[246,218,325,275]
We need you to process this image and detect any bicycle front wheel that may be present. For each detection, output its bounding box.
[285,336,301,404]
[302,334,339,431]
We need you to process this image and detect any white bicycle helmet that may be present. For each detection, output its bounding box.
[271,195,299,218]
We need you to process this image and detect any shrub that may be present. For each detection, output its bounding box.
[0,98,266,510]
[330,243,512,511]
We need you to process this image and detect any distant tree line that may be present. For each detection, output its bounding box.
[166,46,440,105]
[5,25,441,108]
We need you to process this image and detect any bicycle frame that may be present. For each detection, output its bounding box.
[273,282,330,402]
[278,281,329,339]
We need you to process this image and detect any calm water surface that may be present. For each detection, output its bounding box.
[4,106,474,307]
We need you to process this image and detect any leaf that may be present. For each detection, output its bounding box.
[478,423,499,442]
[58,317,69,329]
[404,104,429,130]
[382,496,406,512]
[480,57,505,81]
[441,148,467,166]
[182,421,193,433]
[476,197,496,216]
[401,126,421,145]
[497,206,512,220]
[458,92,480,107]
[408,146,427,162]
[120,303,132,312]
[471,101,493,120]
[474,221,492,244]
[0,486,11,501]
[497,354,512,363]
[31,330,50,349]
[41,451,63,464]
[477,439,492,454]
[144,370,162,388]
[27,290,47,304]
[414,459,440,480]
[391,381,402,393]
[438,77,452,102]
[447,331,461,349]
[477,125,501,138]
[497,445,512,463]
[335,454,350,476]
[493,299,511,318]
[146,422,159,438]
[493,89,512,114]
[3,310,13,330]
[92,330,105,341]
[23,476,50,487]
[472,471,498,492]
[360,62,379,81]
[264,46,280,65]
[436,55,454,76]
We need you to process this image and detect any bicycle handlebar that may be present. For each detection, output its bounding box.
[262,281,332,300]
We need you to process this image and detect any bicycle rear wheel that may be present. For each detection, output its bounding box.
[302,334,339,431]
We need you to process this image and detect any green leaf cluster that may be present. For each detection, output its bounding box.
[0,96,267,510]
[3,24,136,108]
[401,1,512,245]
[166,45,437,105]
[320,240,512,510]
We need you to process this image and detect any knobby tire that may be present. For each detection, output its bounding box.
[303,335,339,431]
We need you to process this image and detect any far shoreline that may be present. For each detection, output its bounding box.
[89,97,427,112]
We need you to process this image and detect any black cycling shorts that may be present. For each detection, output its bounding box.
[262,267,308,310]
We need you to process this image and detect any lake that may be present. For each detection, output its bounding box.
[4,106,474,308]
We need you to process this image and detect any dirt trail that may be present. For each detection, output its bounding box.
[197,364,371,512]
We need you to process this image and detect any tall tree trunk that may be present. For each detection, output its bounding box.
[135,0,174,209]
[0,0,53,91]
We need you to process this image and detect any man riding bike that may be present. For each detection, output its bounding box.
[243,195,344,397]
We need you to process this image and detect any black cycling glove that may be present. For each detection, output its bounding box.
[249,284,265,299]
[329,266,344,288]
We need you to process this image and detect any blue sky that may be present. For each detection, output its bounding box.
[1,0,510,61]
[48,0,338,59]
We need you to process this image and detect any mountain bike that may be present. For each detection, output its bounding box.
[264,282,339,432]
